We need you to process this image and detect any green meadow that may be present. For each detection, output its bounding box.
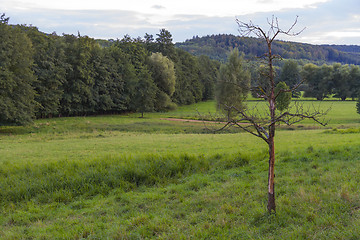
[1,100,360,239]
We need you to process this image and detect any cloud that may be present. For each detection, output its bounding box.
[152,5,165,10]
[2,0,359,45]
[232,0,360,45]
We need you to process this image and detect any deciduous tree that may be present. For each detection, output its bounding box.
[0,16,36,124]
[220,16,328,213]
[148,52,177,111]
[278,60,300,97]
[197,55,220,100]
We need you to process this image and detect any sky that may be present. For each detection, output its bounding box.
[1,0,359,45]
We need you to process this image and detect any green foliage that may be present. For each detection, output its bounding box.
[198,55,220,100]
[0,13,9,24]
[156,29,175,57]
[278,60,300,97]
[60,34,97,115]
[324,127,360,134]
[22,26,66,118]
[148,52,177,111]
[216,49,250,119]
[148,52,176,96]
[176,34,360,65]
[1,17,359,125]
[332,63,351,101]
[172,49,204,105]
[302,63,331,100]
[105,45,135,112]
[303,63,360,102]
[0,24,219,124]
[251,64,272,97]
[275,82,292,112]
[132,67,157,117]
[0,22,36,125]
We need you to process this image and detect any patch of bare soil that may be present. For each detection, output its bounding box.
[159,118,226,124]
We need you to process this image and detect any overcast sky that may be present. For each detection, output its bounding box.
[1,0,359,45]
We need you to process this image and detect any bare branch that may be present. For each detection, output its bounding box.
[274,102,331,126]
[232,15,327,214]
[237,15,305,43]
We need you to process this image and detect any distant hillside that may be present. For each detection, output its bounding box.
[323,45,360,54]
[175,34,360,65]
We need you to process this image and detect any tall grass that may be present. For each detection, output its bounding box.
[1,100,360,238]
[0,152,250,205]
[2,145,360,239]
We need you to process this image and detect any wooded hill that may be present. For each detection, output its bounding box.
[175,34,360,65]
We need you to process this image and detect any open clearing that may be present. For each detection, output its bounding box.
[1,100,360,239]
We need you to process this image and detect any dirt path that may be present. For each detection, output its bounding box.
[160,118,226,124]
[160,118,249,125]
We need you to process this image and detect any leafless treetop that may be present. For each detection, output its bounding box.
[236,15,306,44]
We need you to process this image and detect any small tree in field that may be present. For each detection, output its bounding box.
[216,16,328,213]
[216,49,250,120]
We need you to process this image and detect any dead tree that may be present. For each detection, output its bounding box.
[216,16,328,213]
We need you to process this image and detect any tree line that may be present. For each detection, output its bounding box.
[276,60,360,101]
[1,13,359,126]
[0,15,219,125]
[176,34,360,65]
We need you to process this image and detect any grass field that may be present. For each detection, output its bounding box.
[1,100,360,239]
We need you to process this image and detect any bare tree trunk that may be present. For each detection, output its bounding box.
[267,131,276,213]
[267,39,276,213]
[267,91,276,213]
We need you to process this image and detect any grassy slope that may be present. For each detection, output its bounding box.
[1,100,360,239]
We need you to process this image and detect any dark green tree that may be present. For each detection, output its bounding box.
[0,19,36,124]
[90,45,115,113]
[172,49,203,105]
[156,29,175,58]
[216,49,250,119]
[115,36,155,112]
[198,55,220,100]
[303,63,332,100]
[102,46,130,112]
[144,33,157,53]
[349,65,360,100]
[132,67,157,117]
[278,60,300,97]
[22,26,66,118]
[251,64,272,98]
[0,13,9,24]
[332,63,351,101]
[275,81,291,112]
[60,34,98,116]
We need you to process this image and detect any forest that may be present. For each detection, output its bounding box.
[0,15,219,125]
[176,34,360,65]
[1,13,360,126]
